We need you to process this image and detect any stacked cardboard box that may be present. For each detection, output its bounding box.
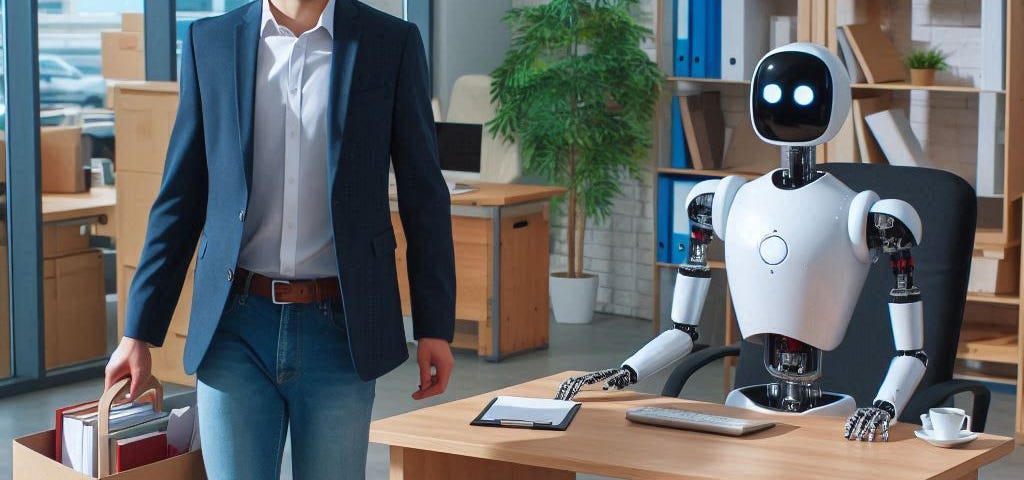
[40,126,89,194]
[114,82,196,386]
[102,13,145,81]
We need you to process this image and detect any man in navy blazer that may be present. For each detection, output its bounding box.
[104,1,455,478]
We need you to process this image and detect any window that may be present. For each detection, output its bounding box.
[1,1,10,381]
[36,0,140,372]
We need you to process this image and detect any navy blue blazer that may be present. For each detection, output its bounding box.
[123,0,456,381]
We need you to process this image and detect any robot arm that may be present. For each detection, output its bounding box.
[845,199,926,441]
[555,177,745,400]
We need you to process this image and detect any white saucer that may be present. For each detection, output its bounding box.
[914,429,978,448]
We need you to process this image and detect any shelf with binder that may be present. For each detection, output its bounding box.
[667,76,749,86]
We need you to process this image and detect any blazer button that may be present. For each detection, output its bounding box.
[226,269,234,282]
[239,209,246,222]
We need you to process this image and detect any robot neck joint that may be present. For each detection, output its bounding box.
[776,146,821,189]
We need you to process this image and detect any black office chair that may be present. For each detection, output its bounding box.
[661,163,990,432]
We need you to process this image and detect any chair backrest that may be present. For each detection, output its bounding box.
[731,163,976,419]
[446,74,521,184]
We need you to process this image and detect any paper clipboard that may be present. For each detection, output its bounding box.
[470,397,582,431]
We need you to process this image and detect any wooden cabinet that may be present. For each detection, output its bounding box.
[113,82,195,386]
[391,183,563,360]
[42,250,107,369]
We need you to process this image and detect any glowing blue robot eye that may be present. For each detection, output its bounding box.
[793,85,815,106]
[762,84,782,104]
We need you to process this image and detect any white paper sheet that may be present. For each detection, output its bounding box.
[480,396,579,425]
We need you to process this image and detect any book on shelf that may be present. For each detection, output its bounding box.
[678,92,725,170]
[674,0,691,77]
[689,0,722,79]
[670,97,690,168]
[835,27,867,83]
[829,109,861,163]
[841,24,907,84]
[720,0,770,82]
[723,113,778,173]
[770,16,797,50]
[851,94,891,164]
[657,175,673,263]
[865,108,931,167]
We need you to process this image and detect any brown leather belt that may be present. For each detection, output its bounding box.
[234,268,341,304]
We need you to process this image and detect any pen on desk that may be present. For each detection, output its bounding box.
[499,419,553,428]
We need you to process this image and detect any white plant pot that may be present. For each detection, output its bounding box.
[549,273,599,324]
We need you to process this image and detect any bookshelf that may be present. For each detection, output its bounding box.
[651,0,1024,443]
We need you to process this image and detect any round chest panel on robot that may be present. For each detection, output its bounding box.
[759,235,789,265]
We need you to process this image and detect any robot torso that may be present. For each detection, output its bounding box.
[724,169,871,351]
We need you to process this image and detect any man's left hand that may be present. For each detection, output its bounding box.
[412,338,454,400]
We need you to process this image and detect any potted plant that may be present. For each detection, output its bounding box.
[905,48,948,86]
[489,0,663,324]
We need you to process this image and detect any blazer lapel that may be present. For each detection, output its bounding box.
[235,2,261,193]
[327,0,362,187]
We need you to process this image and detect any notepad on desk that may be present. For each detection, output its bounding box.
[471,396,581,431]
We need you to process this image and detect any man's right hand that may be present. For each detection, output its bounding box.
[104,337,153,400]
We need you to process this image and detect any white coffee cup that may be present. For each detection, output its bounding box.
[922,407,971,440]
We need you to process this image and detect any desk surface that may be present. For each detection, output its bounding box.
[370,371,1015,480]
[41,186,116,223]
[390,182,565,207]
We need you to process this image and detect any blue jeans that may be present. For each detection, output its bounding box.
[196,292,376,480]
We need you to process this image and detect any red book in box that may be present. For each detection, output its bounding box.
[115,431,168,472]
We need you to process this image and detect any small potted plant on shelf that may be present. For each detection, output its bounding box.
[905,48,948,86]
[489,0,663,325]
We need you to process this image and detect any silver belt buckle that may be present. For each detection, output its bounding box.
[271,279,293,305]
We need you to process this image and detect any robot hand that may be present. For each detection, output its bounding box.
[843,403,894,442]
[554,368,635,400]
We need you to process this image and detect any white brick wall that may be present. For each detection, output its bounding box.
[907,0,986,185]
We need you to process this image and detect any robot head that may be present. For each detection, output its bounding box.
[750,43,851,147]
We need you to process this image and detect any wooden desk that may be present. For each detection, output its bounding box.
[36,187,117,369]
[390,183,565,361]
[371,372,1015,480]
[42,186,117,240]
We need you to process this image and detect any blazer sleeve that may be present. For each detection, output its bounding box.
[123,23,209,347]
[390,24,456,342]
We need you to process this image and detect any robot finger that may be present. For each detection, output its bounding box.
[555,377,583,400]
[881,418,890,442]
[843,411,863,439]
[867,411,883,442]
[847,409,869,440]
[855,409,876,441]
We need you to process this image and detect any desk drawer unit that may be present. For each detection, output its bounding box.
[391,205,550,359]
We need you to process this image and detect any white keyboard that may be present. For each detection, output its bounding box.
[626,407,775,437]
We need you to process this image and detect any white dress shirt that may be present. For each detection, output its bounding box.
[238,0,337,279]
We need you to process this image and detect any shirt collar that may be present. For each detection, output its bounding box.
[261,0,335,38]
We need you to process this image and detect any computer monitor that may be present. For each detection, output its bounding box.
[436,122,482,182]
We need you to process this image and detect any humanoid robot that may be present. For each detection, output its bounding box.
[555,43,926,442]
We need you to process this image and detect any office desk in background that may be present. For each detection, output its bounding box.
[0,187,119,373]
[371,372,1015,480]
[390,182,565,361]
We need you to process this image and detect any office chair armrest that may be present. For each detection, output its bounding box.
[901,379,990,432]
[660,344,741,398]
